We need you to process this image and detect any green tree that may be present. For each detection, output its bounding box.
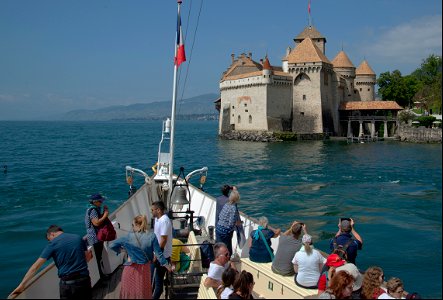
[377,70,419,107]
[411,55,442,113]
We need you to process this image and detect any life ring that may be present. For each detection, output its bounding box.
[152,162,158,175]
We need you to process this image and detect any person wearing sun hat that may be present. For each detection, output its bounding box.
[84,193,109,280]
[335,262,363,298]
[317,253,347,294]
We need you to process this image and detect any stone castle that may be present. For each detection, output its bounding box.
[217,25,387,137]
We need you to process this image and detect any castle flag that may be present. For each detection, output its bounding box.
[175,9,186,67]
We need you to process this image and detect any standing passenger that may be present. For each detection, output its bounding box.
[215,185,232,227]
[85,193,109,280]
[109,215,171,299]
[216,188,242,256]
[10,225,92,299]
[150,201,173,300]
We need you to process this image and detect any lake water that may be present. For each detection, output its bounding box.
[0,120,441,298]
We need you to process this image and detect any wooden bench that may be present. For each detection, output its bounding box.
[240,258,318,299]
[186,230,202,273]
[197,274,217,299]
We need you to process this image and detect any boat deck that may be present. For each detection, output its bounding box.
[92,266,123,299]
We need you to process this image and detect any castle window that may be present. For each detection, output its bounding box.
[244,103,247,107]
[368,88,370,91]
[360,88,362,91]
[300,112,304,116]
[303,95,306,100]
[245,109,248,112]
[238,115,241,123]
[232,106,235,109]
[249,115,252,123]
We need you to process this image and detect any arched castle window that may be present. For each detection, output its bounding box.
[238,115,241,123]
[249,115,252,123]
[294,73,311,85]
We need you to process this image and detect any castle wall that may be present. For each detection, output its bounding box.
[220,76,269,132]
[266,81,293,131]
[291,65,324,134]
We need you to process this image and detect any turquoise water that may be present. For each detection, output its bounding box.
[0,120,441,298]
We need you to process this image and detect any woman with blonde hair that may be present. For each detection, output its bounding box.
[291,234,326,289]
[361,266,386,299]
[216,188,243,256]
[109,215,170,299]
[378,277,405,299]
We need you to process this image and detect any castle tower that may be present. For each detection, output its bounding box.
[331,50,356,102]
[286,37,333,134]
[355,60,376,101]
[293,26,327,55]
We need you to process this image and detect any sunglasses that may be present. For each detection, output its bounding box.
[219,252,230,258]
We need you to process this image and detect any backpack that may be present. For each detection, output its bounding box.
[199,240,215,268]
[88,208,116,242]
[332,237,354,262]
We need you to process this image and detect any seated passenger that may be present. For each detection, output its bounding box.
[272,221,305,276]
[317,253,347,295]
[171,238,190,273]
[204,242,237,289]
[216,267,239,299]
[248,216,281,263]
[361,266,386,299]
[292,234,326,289]
[378,277,405,299]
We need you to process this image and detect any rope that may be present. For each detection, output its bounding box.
[177,0,204,115]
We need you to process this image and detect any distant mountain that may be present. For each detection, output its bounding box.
[59,93,219,121]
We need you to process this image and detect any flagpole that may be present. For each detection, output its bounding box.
[308,0,312,27]
[168,0,182,203]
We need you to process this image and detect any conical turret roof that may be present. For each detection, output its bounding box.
[287,37,331,64]
[356,60,375,75]
[332,51,355,68]
[262,56,272,70]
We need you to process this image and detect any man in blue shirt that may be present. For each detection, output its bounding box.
[10,225,93,299]
[329,218,363,265]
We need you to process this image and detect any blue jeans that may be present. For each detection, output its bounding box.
[151,257,171,299]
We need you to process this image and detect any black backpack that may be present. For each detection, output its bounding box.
[332,237,354,262]
[199,240,214,268]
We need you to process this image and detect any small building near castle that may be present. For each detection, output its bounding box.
[216,25,402,138]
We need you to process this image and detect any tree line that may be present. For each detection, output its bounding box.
[377,54,442,114]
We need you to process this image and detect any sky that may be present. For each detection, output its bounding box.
[0,0,441,120]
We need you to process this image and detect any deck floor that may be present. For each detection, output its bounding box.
[92,266,123,299]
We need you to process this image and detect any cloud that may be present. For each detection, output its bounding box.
[361,15,442,72]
